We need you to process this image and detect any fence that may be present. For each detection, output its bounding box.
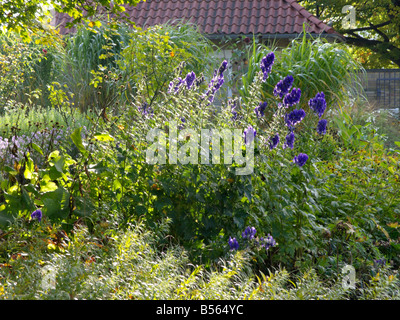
[358,69,400,112]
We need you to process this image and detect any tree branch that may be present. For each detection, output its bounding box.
[343,20,392,33]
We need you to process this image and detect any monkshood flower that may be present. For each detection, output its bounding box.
[168,77,184,94]
[374,258,386,267]
[255,101,267,118]
[260,52,275,81]
[274,75,294,98]
[293,153,308,167]
[184,71,196,89]
[31,209,42,222]
[283,131,295,149]
[285,109,306,129]
[242,226,257,240]
[317,119,328,135]
[283,88,301,107]
[269,134,280,150]
[244,126,256,145]
[194,73,205,88]
[260,234,276,251]
[309,92,327,118]
[218,60,228,76]
[228,237,239,251]
[139,102,153,116]
[178,117,186,130]
[204,60,228,104]
[230,100,238,121]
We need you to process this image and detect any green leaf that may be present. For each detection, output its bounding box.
[42,187,70,220]
[71,127,87,155]
[94,133,114,142]
[30,142,43,155]
[74,196,95,217]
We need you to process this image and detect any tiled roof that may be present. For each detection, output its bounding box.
[52,0,341,38]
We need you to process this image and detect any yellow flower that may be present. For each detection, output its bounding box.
[170,51,175,58]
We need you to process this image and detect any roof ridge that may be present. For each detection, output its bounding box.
[285,0,333,32]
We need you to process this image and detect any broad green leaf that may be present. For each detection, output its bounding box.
[30,142,43,155]
[71,127,87,155]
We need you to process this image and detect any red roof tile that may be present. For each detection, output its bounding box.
[52,0,341,38]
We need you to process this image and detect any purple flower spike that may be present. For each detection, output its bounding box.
[317,119,328,135]
[293,153,309,167]
[283,131,295,149]
[309,92,327,118]
[283,88,301,107]
[242,226,257,240]
[184,71,196,89]
[255,101,268,118]
[274,75,294,98]
[31,209,42,222]
[269,134,280,150]
[262,234,276,251]
[228,237,239,251]
[260,52,275,81]
[285,109,306,129]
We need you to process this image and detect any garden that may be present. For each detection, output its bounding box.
[1,19,400,300]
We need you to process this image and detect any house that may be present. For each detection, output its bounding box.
[51,0,344,98]
[51,0,343,46]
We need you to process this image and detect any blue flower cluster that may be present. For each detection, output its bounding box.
[285,108,306,129]
[309,92,328,135]
[31,209,42,222]
[230,99,238,121]
[184,71,196,89]
[259,234,276,251]
[242,226,257,240]
[138,102,153,117]
[283,131,295,150]
[204,60,228,103]
[260,52,275,81]
[262,66,306,160]
[273,75,294,98]
[283,88,302,107]
[255,101,268,118]
[228,226,277,253]
[293,153,309,167]
[228,236,239,251]
[309,92,327,118]
[317,119,328,135]
[269,134,280,150]
[168,66,201,94]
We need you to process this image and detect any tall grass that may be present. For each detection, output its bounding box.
[239,30,365,116]
[52,22,131,112]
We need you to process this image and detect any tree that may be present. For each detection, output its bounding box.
[0,0,143,40]
[298,0,400,68]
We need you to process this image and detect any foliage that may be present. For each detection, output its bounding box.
[0,0,143,42]
[0,31,45,110]
[1,20,400,300]
[2,218,399,299]
[117,22,218,108]
[299,0,400,68]
[52,22,130,112]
